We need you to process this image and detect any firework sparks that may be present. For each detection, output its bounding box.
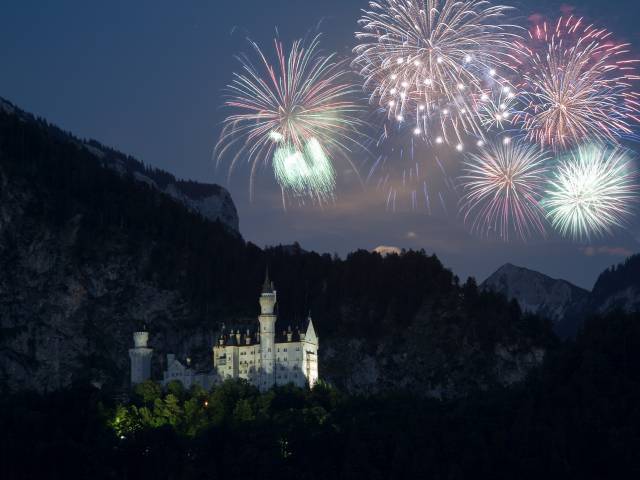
[543,145,637,239]
[514,16,640,149]
[353,0,517,146]
[460,140,550,240]
[216,35,363,201]
[272,138,336,198]
[478,84,518,131]
[367,130,456,212]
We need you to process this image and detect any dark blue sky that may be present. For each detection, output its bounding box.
[2,0,639,288]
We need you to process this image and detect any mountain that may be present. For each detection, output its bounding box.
[372,245,402,256]
[0,98,553,397]
[482,257,640,337]
[481,263,589,324]
[0,97,238,231]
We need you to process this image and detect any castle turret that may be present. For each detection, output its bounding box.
[259,268,277,314]
[259,269,277,390]
[303,314,319,387]
[129,327,153,385]
[286,326,293,342]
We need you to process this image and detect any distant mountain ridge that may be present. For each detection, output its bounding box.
[0,97,239,231]
[481,263,588,323]
[483,256,640,336]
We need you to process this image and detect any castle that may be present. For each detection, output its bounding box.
[129,272,319,391]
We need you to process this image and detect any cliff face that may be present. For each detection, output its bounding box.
[0,163,218,392]
[87,143,239,232]
[0,99,553,397]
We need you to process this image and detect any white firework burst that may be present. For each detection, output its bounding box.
[543,145,637,239]
[353,0,518,145]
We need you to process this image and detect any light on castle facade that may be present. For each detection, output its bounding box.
[129,271,319,391]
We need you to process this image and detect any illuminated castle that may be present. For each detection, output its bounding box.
[130,272,319,391]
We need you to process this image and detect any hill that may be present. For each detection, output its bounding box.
[0,98,553,397]
[0,97,239,231]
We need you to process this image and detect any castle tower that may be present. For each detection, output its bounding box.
[129,328,153,385]
[303,313,319,387]
[258,269,277,390]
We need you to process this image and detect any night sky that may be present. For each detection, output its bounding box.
[2,0,640,289]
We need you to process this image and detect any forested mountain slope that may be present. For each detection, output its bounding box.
[0,100,553,397]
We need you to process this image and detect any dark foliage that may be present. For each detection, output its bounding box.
[1,311,639,479]
[0,108,548,354]
[591,254,640,304]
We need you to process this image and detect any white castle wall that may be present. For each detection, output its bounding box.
[129,331,153,385]
[134,276,319,392]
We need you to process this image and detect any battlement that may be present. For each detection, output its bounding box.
[259,290,277,315]
[133,331,149,348]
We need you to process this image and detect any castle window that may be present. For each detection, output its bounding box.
[284,348,287,352]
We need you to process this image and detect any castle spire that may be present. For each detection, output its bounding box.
[262,266,274,294]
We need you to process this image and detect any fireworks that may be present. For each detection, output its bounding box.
[272,138,336,199]
[514,16,640,149]
[460,140,550,240]
[543,145,637,239]
[367,130,456,212]
[212,8,640,239]
[478,84,517,131]
[353,0,517,145]
[216,35,363,201]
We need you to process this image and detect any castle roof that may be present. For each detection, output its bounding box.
[216,317,316,347]
[217,326,260,347]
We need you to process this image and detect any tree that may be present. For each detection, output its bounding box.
[233,398,255,423]
[133,380,162,405]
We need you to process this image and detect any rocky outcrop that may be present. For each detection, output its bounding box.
[0,171,220,391]
[89,146,239,231]
[0,97,239,231]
